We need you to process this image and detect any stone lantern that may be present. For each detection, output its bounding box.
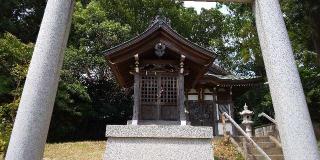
[239,103,254,137]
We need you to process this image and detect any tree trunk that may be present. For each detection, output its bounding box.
[311,15,320,65]
[306,0,320,65]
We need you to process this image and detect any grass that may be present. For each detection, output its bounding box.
[43,141,105,160]
[43,139,243,160]
[0,139,244,160]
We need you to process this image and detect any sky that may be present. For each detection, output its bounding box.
[183,1,229,14]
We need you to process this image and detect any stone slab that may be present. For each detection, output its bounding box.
[104,137,214,160]
[127,120,191,125]
[105,125,213,139]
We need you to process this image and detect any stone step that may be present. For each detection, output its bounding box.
[248,146,283,155]
[247,154,284,160]
[252,136,272,142]
[254,142,276,149]
[233,136,284,160]
[239,141,276,149]
[235,136,271,143]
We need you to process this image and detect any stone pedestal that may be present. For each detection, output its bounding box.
[104,125,214,160]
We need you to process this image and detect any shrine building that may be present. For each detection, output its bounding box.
[104,16,262,136]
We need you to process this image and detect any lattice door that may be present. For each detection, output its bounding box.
[140,74,178,120]
[159,76,177,104]
[141,75,157,104]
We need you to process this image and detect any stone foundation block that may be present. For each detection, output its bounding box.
[104,125,214,160]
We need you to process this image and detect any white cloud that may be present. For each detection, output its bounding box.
[183,1,216,13]
[183,1,229,14]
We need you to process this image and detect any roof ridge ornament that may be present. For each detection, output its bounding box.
[150,8,171,27]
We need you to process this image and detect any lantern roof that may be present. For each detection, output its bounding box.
[240,103,254,115]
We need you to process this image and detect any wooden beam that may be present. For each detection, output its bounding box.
[141,59,178,65]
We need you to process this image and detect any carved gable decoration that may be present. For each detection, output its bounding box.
[154,43,166,57]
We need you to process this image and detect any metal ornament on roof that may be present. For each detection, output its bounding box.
[150,8,171,27]
[155,42,166,57]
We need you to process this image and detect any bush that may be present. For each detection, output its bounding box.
[0,119,12,158]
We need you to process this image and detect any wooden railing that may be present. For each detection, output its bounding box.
[222,112,271,160]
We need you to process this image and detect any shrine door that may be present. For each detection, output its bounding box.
[140,73,178,121]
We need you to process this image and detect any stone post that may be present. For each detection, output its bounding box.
[239,104,253,137]
[132,54,140,125]
[253,0,320,159]
[5,0,74,160]
[179,55,187,125]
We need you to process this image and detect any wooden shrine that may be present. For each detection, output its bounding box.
[104,16,262,135]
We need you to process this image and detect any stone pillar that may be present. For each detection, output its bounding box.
[179,55,186,125]
[5,0,74,160]
[253,0,320,159]
[132,54,140,125]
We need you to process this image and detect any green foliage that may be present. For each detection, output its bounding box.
[220,3,264,75]
[299,66,320,123]
[0,100,19,156]
[281,0,320,64]
[71,1,131,53]
[98,0,227,57]
[48,80,93,141]
[0,33,32,156]
[99,0,186,36]
[0,0,46,42]
[223,1,320,126]
[48,1,133,141]
[0,32,33,115]
[0,33,32,97]
[235,86,274,126]
[0,120,12,156]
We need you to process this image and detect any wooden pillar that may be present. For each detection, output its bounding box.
[213,87,218,134]
[179,55,187,125]
[132,54,140,125]
[229,86,235,135]
[214,87,219,120]
[156,75,161,120]
[228,86,232,117]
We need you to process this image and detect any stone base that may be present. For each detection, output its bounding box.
[104,125,214,160]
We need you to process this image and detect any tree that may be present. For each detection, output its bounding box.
[0,33,33,155]
[281,0,320,64]
[222,1,320,125]
[47,1,134,141]
[0,0,46,43]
